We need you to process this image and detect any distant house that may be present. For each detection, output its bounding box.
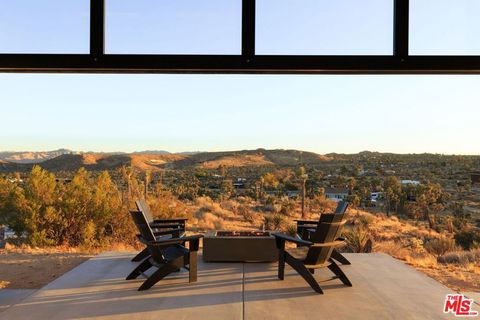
[401,180,420,186]
[325,188,349,202]
[233,178,247,189]
[0,226,15,240]
[370,192,384,203]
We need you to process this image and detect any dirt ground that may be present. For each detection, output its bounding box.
[0,247,92,289]
[415,265,480,293]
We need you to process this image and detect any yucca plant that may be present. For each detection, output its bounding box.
[344,226,373,253]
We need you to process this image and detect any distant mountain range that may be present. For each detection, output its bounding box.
[0,149,74,164]
[0,148,332,172]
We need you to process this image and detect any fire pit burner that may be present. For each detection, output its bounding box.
[203,230,278,262]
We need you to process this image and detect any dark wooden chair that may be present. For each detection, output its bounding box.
[127,210,203,291]
[294,201,351,265]
[131,199,188,262]
[273,211,352,294]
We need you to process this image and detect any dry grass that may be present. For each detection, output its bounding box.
[438,249,480,265]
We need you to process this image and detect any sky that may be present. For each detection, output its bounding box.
[0,1,479,155]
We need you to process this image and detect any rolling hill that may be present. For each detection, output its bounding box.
[0,149,73,164]
[0,149,331,172]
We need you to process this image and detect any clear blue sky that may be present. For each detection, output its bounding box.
[0,1,479,154]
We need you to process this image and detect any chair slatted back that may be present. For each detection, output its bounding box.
[136,199,154,224]
[129,210,156,242]
[304,201,349,266]
[333,201,349,214]
[129,210,167,262]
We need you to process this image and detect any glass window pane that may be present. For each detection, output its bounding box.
[256,0,394,55]
[0,0,90,54]
[410,0,480,55]
[106,0,242,55]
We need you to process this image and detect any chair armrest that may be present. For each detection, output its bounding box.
[294,220,317,225]
[180,234,204,242]
[311,240,346,248]
[152,218,188,223]
[150,223,185,229]
[272,232,313,247]
[179,234,203,251]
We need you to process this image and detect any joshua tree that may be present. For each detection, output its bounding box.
[296,166,308,219]
[144,170,151,201]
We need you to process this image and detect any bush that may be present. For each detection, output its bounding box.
[283,223,297,237]
[424,237,457,256]
[264,196,276,212]
[344,226,373,253]
[263,213,285,231]
[352,213,375,227]
[237,205,257,223]
[438,249,480,265]
[0,167,134,247]
[454,229,480,250]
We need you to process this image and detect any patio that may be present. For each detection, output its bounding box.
[0,252,458,320]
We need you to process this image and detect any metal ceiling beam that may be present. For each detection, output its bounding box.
[1,0,480,74]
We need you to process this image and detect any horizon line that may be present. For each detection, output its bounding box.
[0,148,479,157]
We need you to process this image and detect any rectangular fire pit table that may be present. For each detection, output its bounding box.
[203,231,278,262]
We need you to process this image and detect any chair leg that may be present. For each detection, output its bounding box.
[331,249,351,265]
[126,258,152,280]
[278,250,285,280]
[131,247,150,262]
[327,259,352,287]
[138,263,179,291]
[189,251,198,283]
[286,254,323,294]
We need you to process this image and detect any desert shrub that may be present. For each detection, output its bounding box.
[220,200,238,212]
[263,215,273,230]
[408,238,426,253]
[263,196,277,212]
[237,204,257,223]
[30,229,55,247]
[283,223,297,237]
[344,226,373,253]
[272,213,285,229]
[263,213,285,231]
[80,220,97,248]
[308,195,336,214]
[279,197,296,216]
[351,213,375,227]
[424,237,457,256]
[0,167,135,247]
[148,190,189,220]
[438,249,480,265]
[194,196,230,219]
[454,229,480,250]
[195,211,225,230]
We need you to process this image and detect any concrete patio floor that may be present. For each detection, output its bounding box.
[0,252,461,319]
